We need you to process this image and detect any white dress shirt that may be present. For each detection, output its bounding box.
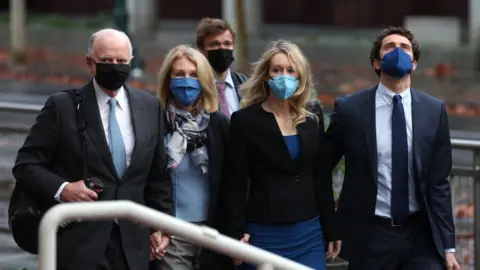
[54,79,135,201]
[220,70,240,115]
[374,83,419,218]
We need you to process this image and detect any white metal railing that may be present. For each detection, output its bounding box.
[38,201,313,270]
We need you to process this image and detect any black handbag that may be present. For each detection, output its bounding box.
[8,89,90,254]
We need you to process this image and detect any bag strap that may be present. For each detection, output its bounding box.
[63,89,88,180]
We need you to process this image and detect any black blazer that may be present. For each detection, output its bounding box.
[220,102,338,242]
[12,81,173,270]
[326,86,454,261]
[161,111,229,270]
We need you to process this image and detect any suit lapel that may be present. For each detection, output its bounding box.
[122,86,145,179]
[230,72,242,101]
[411,89,423,184]
[81,81,118,179]
[258,105,294,165]
[362,87,378,185]
[296,120,310,165]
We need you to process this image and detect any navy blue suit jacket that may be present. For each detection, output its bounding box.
[326,86,455,261]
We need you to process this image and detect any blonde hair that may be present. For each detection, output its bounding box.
[157,45,218,113]
[240,40,315,125]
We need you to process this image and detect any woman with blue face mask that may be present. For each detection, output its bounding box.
[219,40,341,270]
[150,45,230,270]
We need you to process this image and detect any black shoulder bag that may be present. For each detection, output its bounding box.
[8,89,104,254]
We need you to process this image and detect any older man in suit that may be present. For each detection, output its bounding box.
[13,29,172,270]
[326,26,460,270]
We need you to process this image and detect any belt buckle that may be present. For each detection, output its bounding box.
[390,218,402,227]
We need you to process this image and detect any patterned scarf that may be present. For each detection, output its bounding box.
[165,102,210,173]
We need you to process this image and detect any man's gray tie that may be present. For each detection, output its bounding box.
[108,98,127,178]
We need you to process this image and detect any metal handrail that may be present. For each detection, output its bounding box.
[0,101,43,112]
[451,138,480,150]
[38,201,313,270]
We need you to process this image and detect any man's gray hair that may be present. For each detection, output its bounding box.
[87,28,133,57]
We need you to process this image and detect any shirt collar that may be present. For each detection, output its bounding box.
[217,69,234,88]
[377,82,411,105]
[93,78,128,110]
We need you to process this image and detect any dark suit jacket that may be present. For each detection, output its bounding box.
[326,86,454,261]
[12,81,173,270]
[161,111,229,270]
[231,71,247,101]
[220,102,338,242]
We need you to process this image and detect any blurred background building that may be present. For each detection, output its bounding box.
[2,0,467,28]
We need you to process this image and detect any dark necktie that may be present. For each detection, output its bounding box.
[391,94,409,224]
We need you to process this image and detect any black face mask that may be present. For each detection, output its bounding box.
[207,49,234,73]
[93,61,131,90]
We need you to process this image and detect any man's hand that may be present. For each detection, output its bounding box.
[60,180,98,202]
[445,252,460,270]
[234,233,250,265]
[327,240,342,259]
[150,231,170,261]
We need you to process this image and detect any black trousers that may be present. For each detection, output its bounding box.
[96,224,130,270]
[348,213,445,270]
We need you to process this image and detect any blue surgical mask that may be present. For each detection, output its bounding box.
[380,47,414,78]
[268,75,299,100]
[170,77,202,107]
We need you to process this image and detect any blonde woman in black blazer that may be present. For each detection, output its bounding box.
[220,40,341,270]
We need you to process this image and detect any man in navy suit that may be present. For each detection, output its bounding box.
[326,26,460,270]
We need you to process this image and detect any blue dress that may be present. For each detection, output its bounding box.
[242,135,326,270]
